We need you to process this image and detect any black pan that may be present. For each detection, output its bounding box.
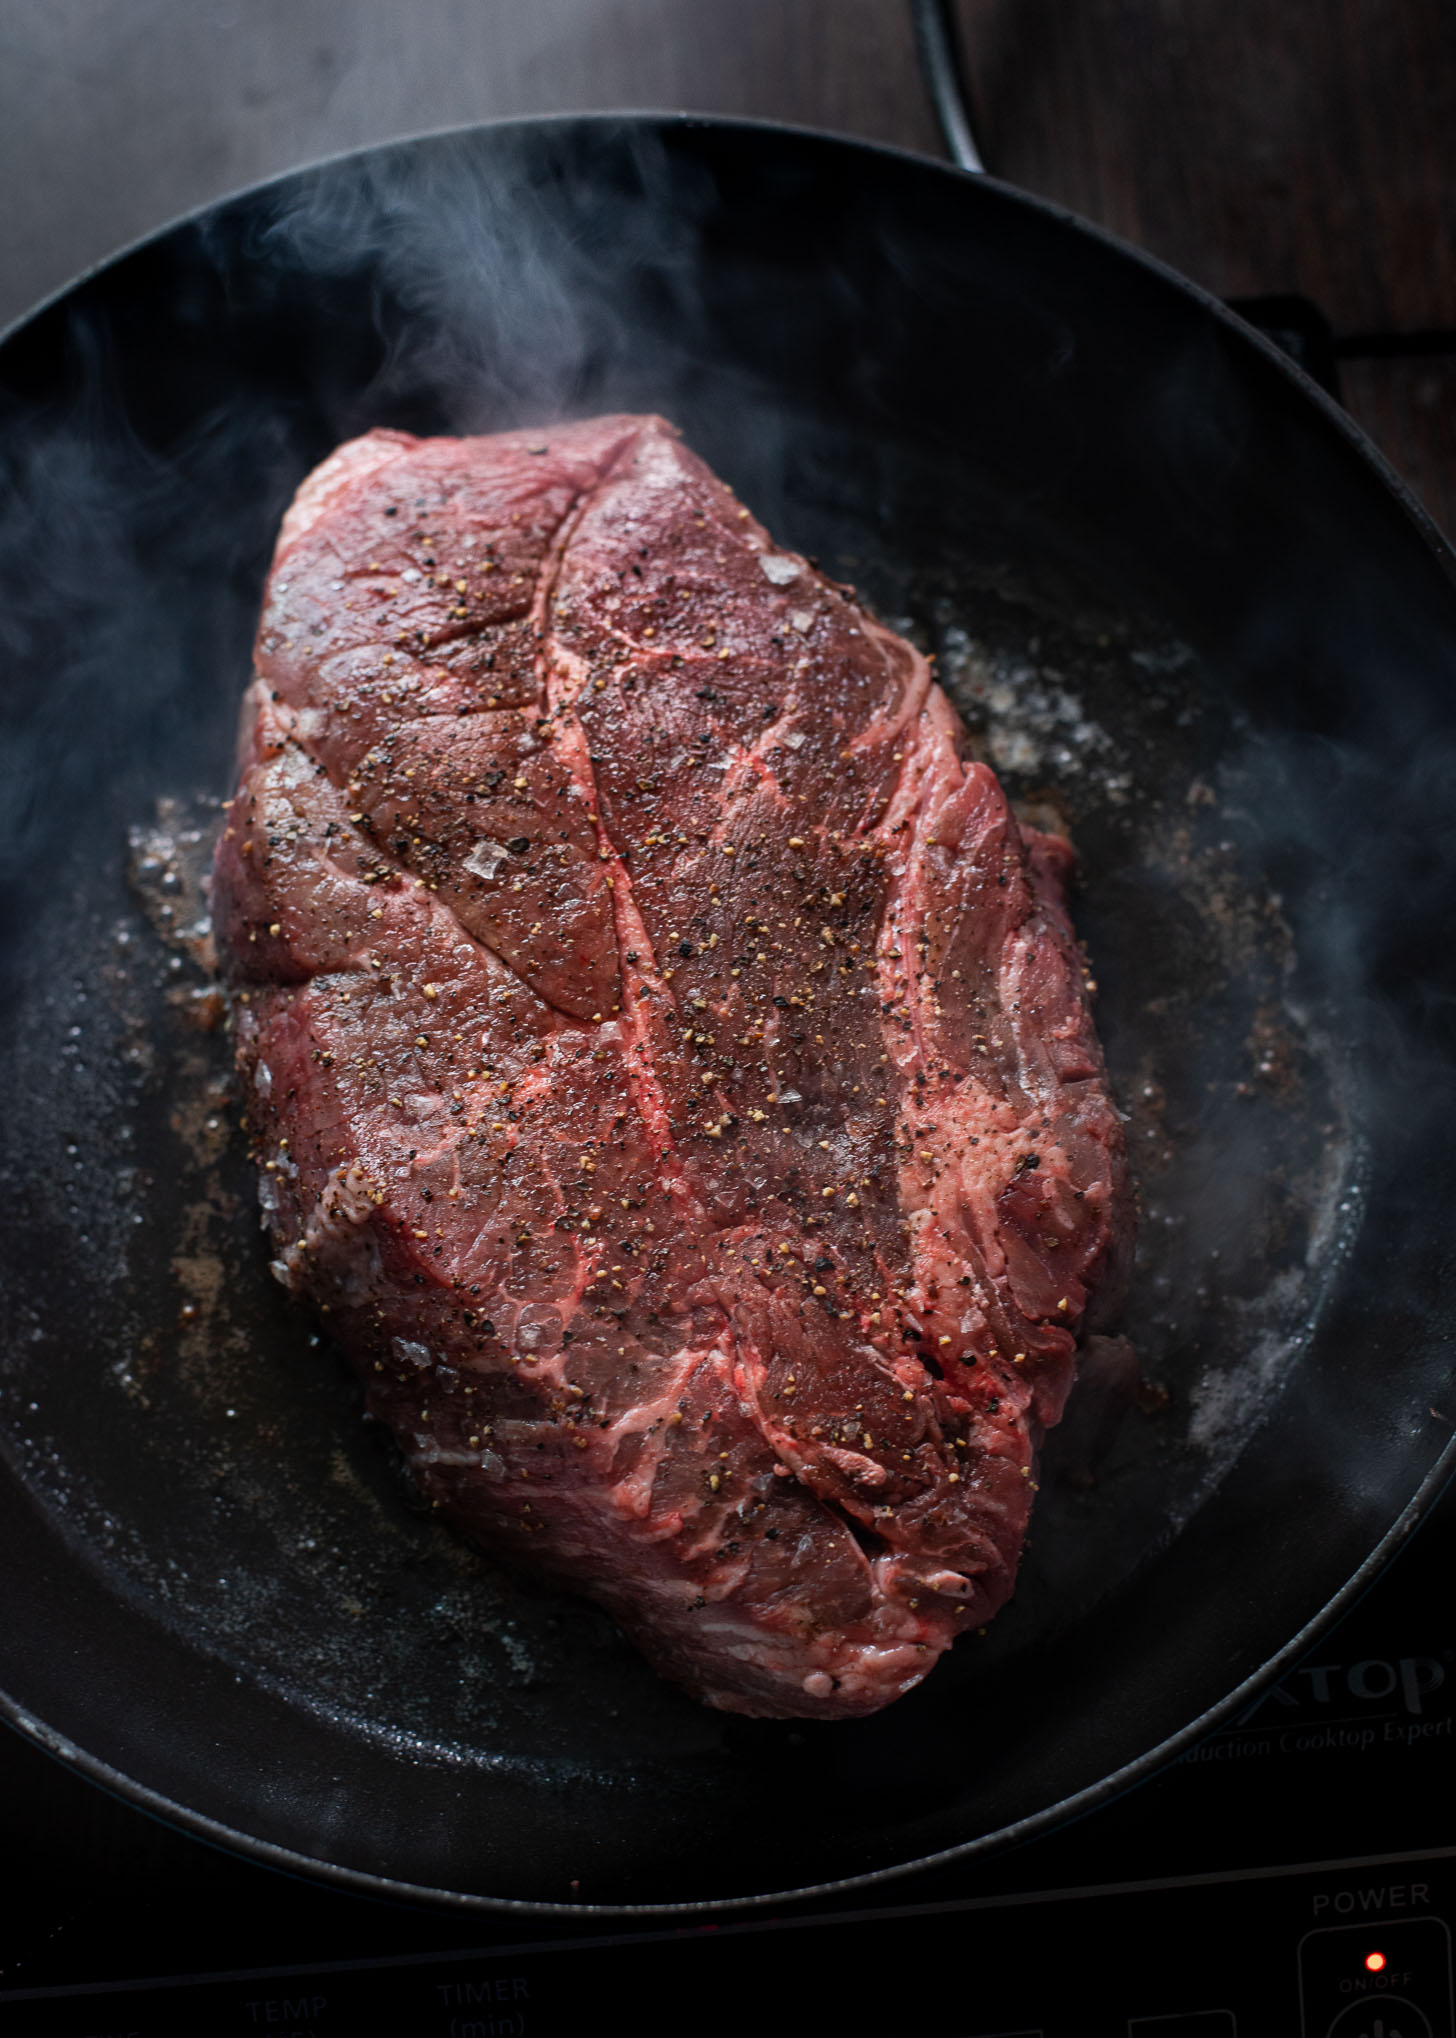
[2,116,1455,1913]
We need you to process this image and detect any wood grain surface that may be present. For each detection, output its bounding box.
[954,0,1456,330]
[950,0,1456,533]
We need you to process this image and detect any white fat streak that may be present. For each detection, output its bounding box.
[274,430,414,553]
[694,1618,937,1708]
[600,1346,704,1520]
[411,1437,506,1474]
[269,1163,381,1296]
[998,926,1063,1104]
[873,695,1036,1353]
[844,617,938,766]
[274,742,316,788]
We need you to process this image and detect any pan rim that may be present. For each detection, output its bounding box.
[3,107,1456,1919]
[2,105,1453,593]
[3,1443,1451,1919]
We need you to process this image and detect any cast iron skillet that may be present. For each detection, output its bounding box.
[1,116,1455,1914]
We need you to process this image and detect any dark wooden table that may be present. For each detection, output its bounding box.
[952,0,1456,535]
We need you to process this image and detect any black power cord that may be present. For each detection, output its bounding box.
[911,0,984,173]
[908,0,1456,400]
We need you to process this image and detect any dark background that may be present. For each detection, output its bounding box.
[1,0,1454,2015]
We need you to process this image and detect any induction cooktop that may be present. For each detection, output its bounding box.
[3,1458,1454,2036]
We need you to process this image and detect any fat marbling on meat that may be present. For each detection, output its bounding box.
[212,414,1132,1719]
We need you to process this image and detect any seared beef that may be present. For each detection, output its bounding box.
[212,415,1132,1718]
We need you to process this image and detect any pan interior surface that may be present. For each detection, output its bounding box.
[0,118,1454,1910]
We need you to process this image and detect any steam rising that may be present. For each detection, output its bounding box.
[245,125,722,430]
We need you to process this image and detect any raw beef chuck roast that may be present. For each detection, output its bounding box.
[213,414,1132,1719]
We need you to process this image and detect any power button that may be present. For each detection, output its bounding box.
[1299,1917,1452,2038]
[1325,2004,1432,2038]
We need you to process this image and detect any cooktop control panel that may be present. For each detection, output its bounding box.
[5,1853,1456,2036]
[7,1477,1456,2037]
[1299,1916,1453,2037]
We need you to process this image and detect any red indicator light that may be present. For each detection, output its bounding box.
[1365,1951,1387,1972]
